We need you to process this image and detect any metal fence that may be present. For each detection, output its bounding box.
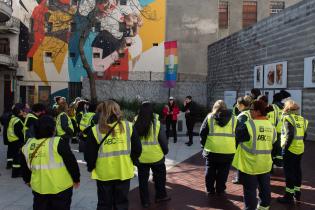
[97,71,207,82]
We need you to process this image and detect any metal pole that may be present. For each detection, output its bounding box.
[168,88,171,98]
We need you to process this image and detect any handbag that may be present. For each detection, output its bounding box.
[98,122,118,150]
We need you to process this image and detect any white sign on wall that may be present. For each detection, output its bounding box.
[304,56,315,88]
[224,91,237,109]
[264,61,287,89]
[254,65,264,88]
[263,90,274,104]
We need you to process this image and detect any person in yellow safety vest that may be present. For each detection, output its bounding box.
[277,100,308,204]
[21,115,80,210]
[257,95,281,173]
[68,103,79,144]
[232,95,253,184]
[75,100,88,128]
[271,90,291,167]
[200,100,237,196]
[55,101,74,143]
[232,100,277,210]
[23,103,46,141]
[84,100,142,210]
[7,103,26,177]
[134,101,170,208]
[78,103,98,153]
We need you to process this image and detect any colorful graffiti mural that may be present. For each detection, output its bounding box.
[24,0,166,97]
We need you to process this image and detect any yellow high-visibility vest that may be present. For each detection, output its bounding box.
[22,137,73,194]
[232,119,276,175]
[91,121,134,181]
[281,114,308,155]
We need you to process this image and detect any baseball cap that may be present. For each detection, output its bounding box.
[169,96,174,100]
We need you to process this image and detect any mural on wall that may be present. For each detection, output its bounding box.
[26,0,166,96]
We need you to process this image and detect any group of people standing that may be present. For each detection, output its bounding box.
[200,89,308,210]
[1,97,171,210]
[162,95,197,146]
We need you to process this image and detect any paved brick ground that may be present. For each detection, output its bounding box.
[129,142,315,210]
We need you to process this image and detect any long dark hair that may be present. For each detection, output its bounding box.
[134,103,154,138]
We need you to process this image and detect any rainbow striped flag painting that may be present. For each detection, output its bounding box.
[164,41,178,88]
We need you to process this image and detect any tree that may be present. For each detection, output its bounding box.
[29,0,155,104]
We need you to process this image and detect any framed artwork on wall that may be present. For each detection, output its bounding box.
[254,65,263,88]
[304,56,315,88]
[264,61,287,89]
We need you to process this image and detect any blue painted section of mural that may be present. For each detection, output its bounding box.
[68,14,97,82]
[139,0,156,6]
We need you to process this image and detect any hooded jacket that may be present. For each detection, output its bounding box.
[199,110,234,161]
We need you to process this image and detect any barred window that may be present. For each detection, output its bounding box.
[270,1,285,15]
[243,1,257,28]
[219,1,229,29]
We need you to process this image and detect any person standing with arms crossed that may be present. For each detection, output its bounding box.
[162,97,179,143]
[183,96,197,146]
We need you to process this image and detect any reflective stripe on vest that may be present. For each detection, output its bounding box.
[281,114,308,155]
[205,115,236,154]
[95,121,131,158]
[23,113,38,140]
[80,112,95,131]
[142,120,158,145]
[7,116,21,142]
[208,115,235,137]
[56,112,74,136]
[23,137,65,170]
[239,120,277,155]
[139,118,164,163]
[22,137,73,194]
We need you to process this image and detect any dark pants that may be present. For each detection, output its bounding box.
[7,142,14,164]
[96,179,130,210]
[240,172,271,210]
[186,118,195,143]
[137,163,167,205]
[272,134,283,167]
[283,150,302,193]
[10,141,22,176]
[166,119,177,142]
[33,187,73,210]
[205,158,231,193]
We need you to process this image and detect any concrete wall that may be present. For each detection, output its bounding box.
[82,79,207,106]
[166,0,219,78]
[207,0,315,140]
[168,0,301,77]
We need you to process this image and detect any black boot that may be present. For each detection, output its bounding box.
[277,193,294,204]
[11,168,22,178]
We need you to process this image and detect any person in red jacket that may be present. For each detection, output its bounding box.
[163,97,180,143]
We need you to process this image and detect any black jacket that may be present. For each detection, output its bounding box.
[24,113,38,139]
[184,101,197,120]
[21,137,80,184]
[85,121,142,172]
[199,110,234,162]
[60,113,74,139]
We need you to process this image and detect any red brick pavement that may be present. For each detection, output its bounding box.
[129,142,315,210]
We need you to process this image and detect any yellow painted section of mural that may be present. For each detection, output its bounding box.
[49,8,75,32]
[33,36,68,82]
[139,0,166,53]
